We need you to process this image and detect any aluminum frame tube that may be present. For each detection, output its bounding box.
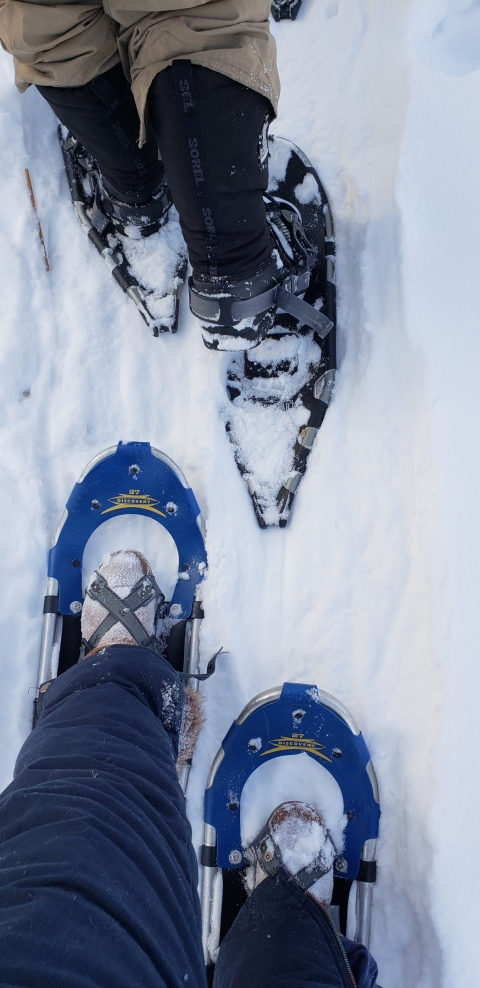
[201,823,222,965]
[354,838,377,947]
[37,578,59,688]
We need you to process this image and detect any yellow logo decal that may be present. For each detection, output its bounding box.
[261,733,331,762]
[101,490,166,518]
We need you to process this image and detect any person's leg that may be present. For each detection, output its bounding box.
[147,63,273,280]
[147,62,287,349]
[37,63,163,204]
[214,869,379,988]
[214,802,380,988]
[0,645,206,988]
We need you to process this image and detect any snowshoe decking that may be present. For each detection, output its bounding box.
[201,683,379,974]
[59,129,187,335]
[36,442,207,732]
[225,136,336,528]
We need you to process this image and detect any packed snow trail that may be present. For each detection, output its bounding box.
[1,1,480,984]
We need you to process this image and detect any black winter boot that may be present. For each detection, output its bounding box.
[189,194,328,351]
[91,177,172,239]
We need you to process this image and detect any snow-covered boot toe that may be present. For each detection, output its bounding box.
[246,801,336,906]
[81,550,166,656]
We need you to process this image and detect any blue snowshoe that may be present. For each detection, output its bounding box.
[36,442,208,729]
[200,683,380,976]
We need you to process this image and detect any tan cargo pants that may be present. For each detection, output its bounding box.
[0,0,279,141]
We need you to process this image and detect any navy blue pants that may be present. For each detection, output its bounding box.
[0,647,378,988]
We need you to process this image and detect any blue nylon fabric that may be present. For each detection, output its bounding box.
[339,937,379,988]
[213,869,379,988]
[0,645,380,988]
[0,646,206,988]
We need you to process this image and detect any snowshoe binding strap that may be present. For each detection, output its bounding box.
[189,275,333,336]
[91,178,172,236]
[189,280,277,325]
[250,821,335,891]
[80,571,166,656]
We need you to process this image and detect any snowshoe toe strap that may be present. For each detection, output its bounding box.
[82,571,164,653]
[250,822,335,891]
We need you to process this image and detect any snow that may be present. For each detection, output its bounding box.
[0,1,479,984]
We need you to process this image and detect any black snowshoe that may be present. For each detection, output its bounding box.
[59,128,187,335]
[224,135,336,528]
[271,0,302,19]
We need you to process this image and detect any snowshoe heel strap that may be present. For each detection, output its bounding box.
[82,571,165,653]
[250,822,335,891]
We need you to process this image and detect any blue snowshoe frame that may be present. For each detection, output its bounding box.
[37,442,207,718]
[201,683,380,962]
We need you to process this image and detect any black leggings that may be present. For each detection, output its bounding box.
[37,64,162,204]
[37,62,273,278]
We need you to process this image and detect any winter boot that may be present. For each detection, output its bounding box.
[90,168,172,239]
[189,195,330,352]
[60,129,187,334]
[80,550,166,657]
[245,801,336,906]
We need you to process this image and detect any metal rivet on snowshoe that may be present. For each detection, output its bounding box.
[91,499,100,510]
[91,582,100,593]
[263,850,273,863]
[39,682,51,693]
[166,503,177,514]
[128,464,140,476]
[71,559,80,568]
[332,748,342,758]
[181,563,189,571]
[70,601,82,614]
[227,801,238,811]
[293,709,305,722]
[347,811,355,820]
[335,856,348,873]
[228,850,242,866]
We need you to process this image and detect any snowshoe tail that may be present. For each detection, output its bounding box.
[59,128,187,335]
[200,683,379,973]
[225,135,336,528]
[271,0,302,20]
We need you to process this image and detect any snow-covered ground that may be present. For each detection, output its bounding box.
[1,1,480,984]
